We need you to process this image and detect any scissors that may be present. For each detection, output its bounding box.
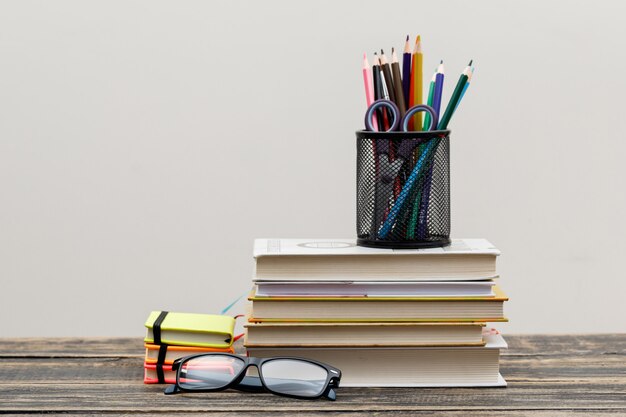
[364,100,439,238]
[364,100,438,133]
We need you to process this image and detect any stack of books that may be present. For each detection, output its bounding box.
[143,311,236,384]
[245,238,508,387]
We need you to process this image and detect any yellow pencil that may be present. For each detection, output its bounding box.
[409,35,423,130]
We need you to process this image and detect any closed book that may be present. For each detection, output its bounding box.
[143,363,176,384]
[144,343,234,365]
[248,287,508,322]
[144,311,235,348]
[247,332,507,387]
[255,280,496,298]
[254,238,499,282]
[244,322,486,347]
[144,357,245,384]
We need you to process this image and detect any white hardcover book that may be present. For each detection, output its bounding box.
[255,280,496,298]
[247,333,508,387]
[253,238,500,281]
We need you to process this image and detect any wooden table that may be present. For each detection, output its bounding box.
[0,335,624,416]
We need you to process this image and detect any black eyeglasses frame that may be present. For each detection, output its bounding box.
[164,352,341,401]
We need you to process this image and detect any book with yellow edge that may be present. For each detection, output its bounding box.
[248,287,508,322]
[144,311,235,348]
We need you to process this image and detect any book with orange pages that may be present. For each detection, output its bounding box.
[144,343,234,365]
[144,355,241,384]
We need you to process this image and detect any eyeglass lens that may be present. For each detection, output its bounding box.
[179,355,245,390]
[261,359,329,397]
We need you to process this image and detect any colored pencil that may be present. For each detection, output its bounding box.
[438,60,472,130]
[362,53,375,108]
[422,71,436,130]
[412,64,443,239]
[414,68,439,237]
[390,47,407,118]
[432,60,445,125]
[362,53,376,128]
[376,53,392,130]
[379,50,397,106]
[371,53,385,131]
[379,63,390,101]
[402,35,412,111]
[406,71,436,239]
[378,139,438,239]
[408,35,423,130]
[386,48,404,193]
[454,66,473,112]
[413,61,444,238]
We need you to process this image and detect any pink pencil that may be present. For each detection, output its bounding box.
[362,53,377,129]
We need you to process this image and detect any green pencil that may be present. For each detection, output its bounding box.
[438,60,472,130]
[406,70,437,238]
[422,70,436,130]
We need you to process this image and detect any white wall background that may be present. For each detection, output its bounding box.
[1,0,625,337]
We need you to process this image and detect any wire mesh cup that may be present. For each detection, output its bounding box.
[356,130,451,249]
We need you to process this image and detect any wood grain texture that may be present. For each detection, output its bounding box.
[0,335,624,416]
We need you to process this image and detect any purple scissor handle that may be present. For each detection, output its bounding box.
[364,100,438,134]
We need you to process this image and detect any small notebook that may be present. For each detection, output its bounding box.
[144,311,235,348]
[143,363,177,384]
[144,343,234,365]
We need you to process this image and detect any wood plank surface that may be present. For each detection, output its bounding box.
[0,335,624,416]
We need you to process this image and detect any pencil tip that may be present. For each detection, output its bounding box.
[469,59,473,66]
[416,35,421,43]
[440,59,443,64]
[391,47,395,53]
[381,49,384,55]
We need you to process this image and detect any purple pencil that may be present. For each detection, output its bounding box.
[416,61,445,239]
[402,35,411,108]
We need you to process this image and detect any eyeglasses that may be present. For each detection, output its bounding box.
[163,353,341,401]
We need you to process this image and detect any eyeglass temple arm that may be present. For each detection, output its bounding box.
[322,376,340,401]
[164,360,183,395]
[164,384,180,395]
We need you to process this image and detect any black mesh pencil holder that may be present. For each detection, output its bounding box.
[356,130,451,249]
